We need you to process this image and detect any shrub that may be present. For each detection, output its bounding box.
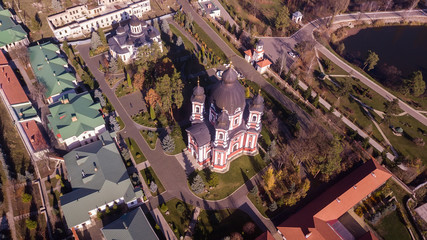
[105,205,111,214]
[269,201,278,212]
[161,134,175,153]
[249,185,259,195]
[176,202,185,214]
[160,203,168,212]
[25,219,37,230]
[55,174,61,180]
[22,193,32,203]
[112,201,118,210]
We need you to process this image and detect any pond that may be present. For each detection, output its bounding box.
[340,26,427,78]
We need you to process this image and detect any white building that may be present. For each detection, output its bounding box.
[108,15,161,63]
[47,0,151,40]
[292,11,303,24]
[244,40,272,74]
[199,1,220,19]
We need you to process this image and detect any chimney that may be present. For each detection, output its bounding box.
[305,232,312,238]
[122,222,128,230]
[30,135,35,143]
[81,170,86,177]
[76,153,79,159]
[100,135,105,146]
[26,122,29,129]
[336,198,341,203]
[371,172,376,178]
[72,115,78,122]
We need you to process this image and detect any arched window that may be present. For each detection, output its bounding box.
[234,117,239,126]
[218,132,224,140]
[232,143,239,152]
[252,115,257,122]
[195,106,200,113]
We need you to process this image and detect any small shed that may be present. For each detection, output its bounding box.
[292,11,303,23]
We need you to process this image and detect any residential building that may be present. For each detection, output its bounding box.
[47,0,151,40]
[244,40,272,74]
[199,1,220,19]
[0,6,29,52]
[0,51,47,154]
[292,11,303,23]
[29,42,77,104]
[47,92,106,149]
[61,131,144,230]
[101,207,158,240]
[186,67,264,172]
[257,159,392,240]
[108,15,161,63]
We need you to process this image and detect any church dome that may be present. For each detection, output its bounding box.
[250,90,264,112]
[191,81,205,103]
[215,110,230,130]
[211,67,245,114]
[130,15,141,27]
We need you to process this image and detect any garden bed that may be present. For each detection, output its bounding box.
[140,130,158,149]
[160,198,194,238]
[125,137,147,164]
[140,167,165,196]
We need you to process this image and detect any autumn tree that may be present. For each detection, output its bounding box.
[263,166,276,191]
[133,72,145,90]
[363,50,379,71]
[145,88,161,108]
[275,5,290,31]
[155,70,183,117]
[97,27,107,45]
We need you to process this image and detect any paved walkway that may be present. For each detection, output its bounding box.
[184,207,200,240]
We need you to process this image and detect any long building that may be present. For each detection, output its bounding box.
[0,6,29,52]
[47,0,151,40]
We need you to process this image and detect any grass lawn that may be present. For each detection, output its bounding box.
[48,190,61,208]
[204,19,242,57]
[168,134,186,155]
[380,115,427,164]
[116,116,125,130]
[125,137,147,164]
[193,21,227,61]
[259,125,272,150]
[140,167,165,196]
[247,192,268,218]
[169,24,195,52]
[374,211,411,240]
[160,198,194,238]
[13,184,43,217]
[194,154,266,200]
[132,112,157,128]
[318,52,348,75]
[194,208,262,239]
[0,98,31,177]
[140,130,158,149]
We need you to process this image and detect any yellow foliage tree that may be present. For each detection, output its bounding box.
[263,166,276,191]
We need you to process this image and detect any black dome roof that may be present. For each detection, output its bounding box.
[191,82,205,103]
[130,15,141,27]
[250,91,264,112]
[116,25,125,34]
[211,68,245,114]
[216,110,230,130]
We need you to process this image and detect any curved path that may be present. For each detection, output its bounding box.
[76,44,281,239]
[259,9,427,127]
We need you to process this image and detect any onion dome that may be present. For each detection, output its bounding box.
[126,37,133,45]
[140,19,148,27]
[116,25,125,35]
[250,89,264,112]
[148,28,158,39]
[257,40,264,47]
[215,109,230,130]
[130,15,141,27]
[210,67,245,114]
[191,80,205,103]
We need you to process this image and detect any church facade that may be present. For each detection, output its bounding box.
[186,67,264,172]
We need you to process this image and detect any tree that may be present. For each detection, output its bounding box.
[109,57,118,73]
[268,201,278,212]
[62,41,70,56]
[363,50,379,71]
[150,105,156,120]
[25,219,37,230]
[337,80,352,97]
[161,134,175,153]
[145,88,161,107]
[109,116,120,132]
[303,86,312,100]
[404,71,425,97]
[191,174,205,194]
[97,28,107,45]
[275,5,290,30]
[160,19,170,35]
[133,72,145,90]
[337,42,345,55]
[207,172,219,187]
[31,13,41,31]
[263,166,275,191]
[323,59,334,73]
[94,89,106,107]
[51,0,62,12]
[242,222,256,235]
[126,73,132,88]
[312,94,320,108]
[150,181,158,193]
[274,54,286,76]
[176,36,183,47]
[160,203,168,212]
[91,31,102,50]
[383,99,400,123]
[22,193,32,203]
[320,136,343,180]
[155,70,183,116]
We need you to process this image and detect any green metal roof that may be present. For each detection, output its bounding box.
[47,92,105,140]
[60,132,142,228]
[0,7,27,48]
[12,102,38,121]
[102,207,159,240]
[28,42,76,98]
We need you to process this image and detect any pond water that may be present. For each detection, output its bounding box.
[341,26,427,78]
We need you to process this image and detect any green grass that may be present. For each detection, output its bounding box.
[160,198,194,238]
[193,154,266,200]
[140,130,158,149]
[193,21,227,61]
[169,24,195,52]
[125,137,147,164]
[259,125,272,150]
[204,19,242,57]
[140,167,165,196]
[247,192,268,218]
[374,211,412,240]
[132,112,157,128]
[116,116,125,130]
[318,52,348,75]
[115,82,134,97]
[194,208,262,239]
[380,115,427,164]
[169,135,186,155]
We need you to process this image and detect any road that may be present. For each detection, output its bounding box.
[77,43,280,239]
[259,9,427,127]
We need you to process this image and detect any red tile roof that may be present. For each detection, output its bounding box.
[244,49,253,57]
[0,51,29,105]
[20,120,48,152]
[256,59,272,68]
[277,159,392,240]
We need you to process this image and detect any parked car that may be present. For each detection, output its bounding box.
[288,51,296,58]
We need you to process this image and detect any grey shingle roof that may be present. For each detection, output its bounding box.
[186,122,212,146]
[60,132,142,228]
[101,207,158,240]
[210,68,246,114]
